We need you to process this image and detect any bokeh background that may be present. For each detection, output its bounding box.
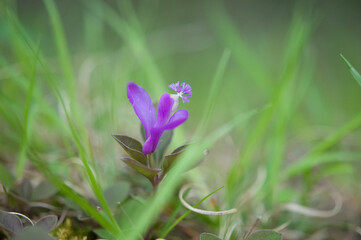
[1,0,361,239]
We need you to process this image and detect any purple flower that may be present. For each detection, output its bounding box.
[127,82,191,155]
[169,81,192,103]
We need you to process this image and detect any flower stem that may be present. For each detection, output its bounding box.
[152,174,164,191]
[147,154,153,168]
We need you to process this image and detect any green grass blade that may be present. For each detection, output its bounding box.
[15,44,39,178]
[266,52,315,199]
[284,54,361,185]
[42,0,93,160]
[159,190,190,237]
[285,111,361,178]
[285,151,361,178]
[28,150,119,237]
[81,0,165,96]
[197,49,231,137]
[126,106,262,239]
[226,13,313,203]
[0,163,15,188]
[6,9,124,238]
[43,0,75,100]
[311,112,361,155]
[208,1,272,95]
[160,186,224,238]
[341,54,361,86]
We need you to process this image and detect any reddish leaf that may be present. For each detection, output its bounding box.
[121,157,160,182]
[0,210,23,234]
[113,135,147,164]
[35,215,58,232]
[162,145,187,173]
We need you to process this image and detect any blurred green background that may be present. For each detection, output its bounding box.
[4,0,361,124]
[1,0,361,238]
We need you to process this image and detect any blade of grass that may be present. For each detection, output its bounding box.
[81,0,189,149]
[160,186,224,238]
[80,0,165,96]
[208,1,272,95]
[0,81,122,238]
[0,55,76,159]
[285,55,361,176]
[15,43,39,178]
[226,13,313,203]
[0,163,15,188]
[6,9,124,238]
[83,2,104,51]
[196,49,231,137]
[158,49,230,237]
[302,56,361,203]
[285,111,361,178]
[311,112,361,155]
[0,87,121,238]
[43,0,75,101]
[266,51,315,200]
[159,189,190,237]
[126,105,263,239]
[43,0,95,168]
[341,54,361,86]
[285,56,361,203]
[28,150,119,238]
[285,151,361,178]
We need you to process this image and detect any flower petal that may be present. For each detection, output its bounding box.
[127,82,156,138]
[142,127,164,154]
[155,93,174,127]
[169,82,180,93]
[142,109,188,154]
[163,109,189,130]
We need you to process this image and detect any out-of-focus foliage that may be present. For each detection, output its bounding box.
[1,0,361,239]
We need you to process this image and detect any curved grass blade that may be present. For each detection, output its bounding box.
[127,105,262,239]
[5,9,124,238]
[16,43,39,179]
[160,186,224,238]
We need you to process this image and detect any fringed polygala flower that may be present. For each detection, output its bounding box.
[169,81,192,112]
[127,82,191,155]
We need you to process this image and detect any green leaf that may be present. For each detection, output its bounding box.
[200,233,223,240]
[247,230,282,240]
[160,186,224,238]
[13,226,55,240]
[125,99,262,239]
[121,157,161,182]
[93,229,116,240]
[162,145,187,174]
[113,135,147,164]
[285,152,361,178]
[316,162,354,180]
[32,180,58,201]
[341,54,361,86]
[0,210,23,234]
[115,196,145,230]
[154,130,173,162]
[0,163,15,187]
[35,215,58,232]
[103,181,130,208]
[276,188,298,203]
[19,178,32,201]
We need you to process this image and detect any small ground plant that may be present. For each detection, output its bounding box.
[1,1,361,239]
